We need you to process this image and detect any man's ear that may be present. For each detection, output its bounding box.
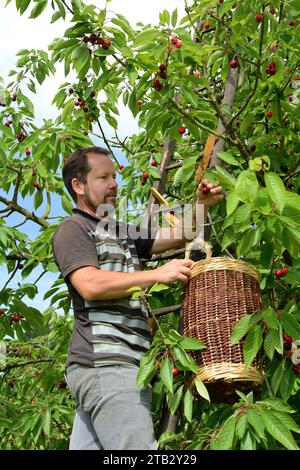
[71,178,85,199]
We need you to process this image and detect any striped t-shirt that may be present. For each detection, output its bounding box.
[52,208,156,369]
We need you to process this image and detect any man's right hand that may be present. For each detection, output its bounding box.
[155,258,194,285]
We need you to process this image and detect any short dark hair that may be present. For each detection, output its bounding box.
[62,146,111,202]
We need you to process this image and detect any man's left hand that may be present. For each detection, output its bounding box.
[196,179,225,206]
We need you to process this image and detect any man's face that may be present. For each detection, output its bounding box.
[73,153,118,214]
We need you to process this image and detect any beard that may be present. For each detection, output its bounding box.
[83,185,117,219]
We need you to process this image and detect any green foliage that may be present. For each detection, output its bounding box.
[0,0,300,450]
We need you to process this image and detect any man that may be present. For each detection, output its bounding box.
[52,146,223,450]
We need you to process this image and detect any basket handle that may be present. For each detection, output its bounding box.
[185,237,212,262]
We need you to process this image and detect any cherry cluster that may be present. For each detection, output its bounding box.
[83,33,111,50]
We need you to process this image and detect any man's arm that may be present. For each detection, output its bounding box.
[69,258,194,301]
[151,179,224,254]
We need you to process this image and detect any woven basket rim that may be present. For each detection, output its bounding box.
[190,256,260,282]
[197,362,264,383]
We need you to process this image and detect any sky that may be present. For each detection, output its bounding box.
[0,0,186,313]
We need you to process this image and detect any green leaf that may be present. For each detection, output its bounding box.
[264,172,286,214]
[263,331,275,361]
[246,408,265,440]
[216,151,241,167]
[235,413,247,440]
[13,300,44,331]
[261,398,295,414]
[29,0,47,18]
[285,191,300,210]
[212,415,236,450]
[226,191,240,216]
[134,29,159,47]
[272,411,300,434]
[280,313,300,339]
[136,357,156,388]
[171,8,178,27]
[243,324,263,368]
[214,165,236,189]
[260,409,299,450]
[235,170,258,203]
[279,364,296,401]
[173,346,199,373]
[179,337,206,351]
[183,388,193,423]
[148,283,169,294]
[262,307,279,329]
[271,361,284,395]
[254,188,273,215]
[240,430,256,450]
[61,193,73,215]
[232,204,251,225]
[34,189,43,211]
[16,0,31,15]
[194,378,210,402]
[221,226,236,250]
[169,384,183,415]
[230,314,252,345]
[161,357,174,394]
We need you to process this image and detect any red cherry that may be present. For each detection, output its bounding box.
[152,79,164,91]
[289,21,296,27]
[175,41,182,49]
[230,59,238,68]
[74,100,81,106]
[118,164,124,170]
[102,39,111,50]
[194,71,200,78]
[25,148,31,155]
[202,187,210,195]
[269,8,276,15]
[178,126,186,135]
[204,22,210,29]
[159,70,168,78]
[236,119,241,126]
[274,267,288,278]
[159,64,167,71]
[266,111,273,118]
[143,171,149,178]
[87,116,93,122]
[219,0,224,3]
[137,99,142,108]
[266,62,277,75]
[141,177,146,186]
[172,368,179,377]
[283,334,293,345]
[171,36,179,45]
[256,13,264,23]
[33,182,39,188]
[151,159,157,166]
[0,309,4,316]
[68,87,74,94]
[11,315,22,322]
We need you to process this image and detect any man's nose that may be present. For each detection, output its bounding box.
[109,178,118,189]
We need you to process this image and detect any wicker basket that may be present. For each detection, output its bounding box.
[182,239,264,403]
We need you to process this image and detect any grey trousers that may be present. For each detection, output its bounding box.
[65,364,157,450]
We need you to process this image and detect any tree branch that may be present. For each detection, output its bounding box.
[0,195,49,228]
